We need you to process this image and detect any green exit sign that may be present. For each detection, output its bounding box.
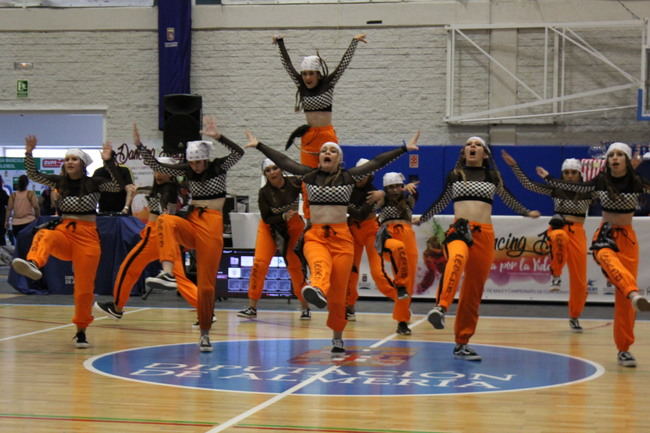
[17,80,28,98]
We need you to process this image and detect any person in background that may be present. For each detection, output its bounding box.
[11,136,122,348]
[416,136,540,361]
[502,151,593,332]
[540,142,650,367]
[93,158,135,215]
[237,158,310,320]
[245,130,419,354]
[38,186,57,216]
[5,174,40,242]
[273,33,367,168]
[0,176,8,246]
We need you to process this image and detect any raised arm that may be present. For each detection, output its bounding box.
[501,149,553,195]
[496,182,538,217]
[418,175,455,223]
[200,115,244,171]
[328,35,365,87]
[245,131,312,176]
[93,142,124,193]
[348,130,419,181]
[24,135,59,188]
[542,168,597,194]
[273,36,302,87]
[133,124,187,177]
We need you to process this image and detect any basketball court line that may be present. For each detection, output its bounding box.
[203,315,430,433]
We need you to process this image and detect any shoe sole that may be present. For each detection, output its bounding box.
[145,278,178,291]
[427,310,445,329]
[302,287,327,309]
[454,354,482,361]
[570,327,584,333]
[618,360,637,367]
[200,345,213,353]
[397,330,412,336]
[300,316,311,320]
[75,341,90,349]
[93,302,122,320]
[633,297,650,312]
[237,313,257,319]
[549,287,560,292]
[12,260,42,280]
[346,316,356,322]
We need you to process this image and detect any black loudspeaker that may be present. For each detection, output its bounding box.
[163,94,202,154]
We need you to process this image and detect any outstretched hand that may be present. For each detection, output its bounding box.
[405,130,420,151]
[101,142,114,161]
[405,181,419,195]
[536,166,549,179]
[354,33,367,43]
[200,115,221,140]
[272,34,284,44]
[528,210,541,219]
[501,149,517,167]
[24,135,37,153]
[244,130,259,149]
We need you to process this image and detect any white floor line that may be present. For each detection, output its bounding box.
[0,307,150,342]
[205,315,429,433]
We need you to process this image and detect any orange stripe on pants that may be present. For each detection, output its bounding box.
[304,222,353,332]
[347,218,411,322]
[113,221,198,310]
[157,209,223,330]
[548,222,588,318]
[439,221,494,345]
[592,224,638,352]
[27,219,100,329]
[247,214,306,301]
[300,125,338,168]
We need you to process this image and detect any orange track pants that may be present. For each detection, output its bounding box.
[547,222,588,318]
[592,223,638,352]
[438,221,494,345]
[247,214,306,302]
[347,218,411,322]
[300,125,338,168]
[113,221,198,310]
[157,209,223,331]
[303,222,354,332]
[28,219,100,329]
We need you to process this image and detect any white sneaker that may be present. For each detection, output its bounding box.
[145,271,177,291]
[11,258,42,280]
[630,292,650,312]
[550,277,561,292]
[199,335,213,352]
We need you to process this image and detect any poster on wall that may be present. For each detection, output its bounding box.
[0,157,62,194]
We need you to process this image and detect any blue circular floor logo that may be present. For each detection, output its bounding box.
[85,339,603,396]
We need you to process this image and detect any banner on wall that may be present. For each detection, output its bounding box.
[0,157,63,194]
[353,215,650,303]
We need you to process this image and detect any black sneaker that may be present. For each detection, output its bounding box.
[11,258,42,280]
[396,286,410,300]
[453,344,482,361]
[331,338,345,354]
[617,351,636,367]
[73,330,90,349]
[237,306,257,319]
[569,318,583,333]
[396,321,412,335]
[550,277,561,292]
[302,285,327,309]
[145,271,177,292]
[192,315,217,329]
[93,301,123,320]
[199,335,213,352]
[299,309,311,320]
[427,305,446,329]
[345,305,356,322]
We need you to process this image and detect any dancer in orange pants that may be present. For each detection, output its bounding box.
[136,116,244,352]
[246,131,419,354]
[237,159,309,319]
[373,172,419,335]
[417,136,540,361]
[502,151,593,331]
[12,136,122,348]
[542,142,650,367]
[94,159,199,321]
[273,33,367,168]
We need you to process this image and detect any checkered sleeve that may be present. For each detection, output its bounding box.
[277,38,302,87]
[257,142,312,176]
[348,146,407,181]
[511,164,553,195]
[496,183,531,216]
[545,175,597,194]
[216,135,244,171]
[93,160,122,192]
[328,38,359,87]
[137,143,186,176]
[24,153,59,188]
[419,174,454,222]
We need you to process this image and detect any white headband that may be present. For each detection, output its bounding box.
[300,55,321,72]
[383,172,405,187]
[606,142,632,160]
[156,156,179,165]
[185,140,214,162]
[262,158,276,171]
[355,158,369,167]
[561,158,581,172]
[65,148,93,167]
[466,136,490,154]
[321,141,342,155]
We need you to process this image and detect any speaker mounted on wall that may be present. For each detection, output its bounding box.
[163,93,202,155]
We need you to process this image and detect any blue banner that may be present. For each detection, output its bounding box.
[158,0,192,129]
